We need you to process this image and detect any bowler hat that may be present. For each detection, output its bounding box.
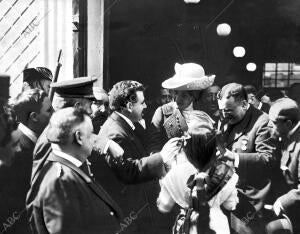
[23,67,53,83]
[162,63,215,90]
[0,74,10,100]
[51,76,97,99]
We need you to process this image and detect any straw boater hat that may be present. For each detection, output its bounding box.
[162,63,215,90]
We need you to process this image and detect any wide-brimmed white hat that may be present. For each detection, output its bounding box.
[162,63,215,90]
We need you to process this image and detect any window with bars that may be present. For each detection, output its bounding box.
[263,63,300,88]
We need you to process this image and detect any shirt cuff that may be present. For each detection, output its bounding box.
[277,199,285,212]
[234,153,239,168]
[160,150,168,163]
[103,139,113,154]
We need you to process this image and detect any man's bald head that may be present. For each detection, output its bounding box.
[47,107,95,161]
[269,98,300,124]
[47,107,90,145]
[269,98,300,138]
[217,83,248,124]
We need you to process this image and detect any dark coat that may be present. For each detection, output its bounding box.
[31,125,108,186]
[0,129,34,234]
[26,152,122,234]
[222,105,275,211]
[31,126,51,184]
[276,125,300,232]
[96,112,175,234]
[259,102,270,114]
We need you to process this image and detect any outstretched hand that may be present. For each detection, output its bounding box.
[160,137,182,163]
[107,140,124,163]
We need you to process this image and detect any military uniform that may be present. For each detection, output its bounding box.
[26,152,122,234]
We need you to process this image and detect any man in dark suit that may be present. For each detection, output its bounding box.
[26,107,123,234]
[12,89,53,149]
[97,80,181,234]
[265,98,300,234]
[217,83,276,233]
[0,88,52,234]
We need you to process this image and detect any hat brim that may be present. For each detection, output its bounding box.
[162,75,215,90]
[54,93,96,100]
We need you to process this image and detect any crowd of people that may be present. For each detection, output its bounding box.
[0,62,300,234]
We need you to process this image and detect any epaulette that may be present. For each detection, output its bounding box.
[161,102,176,116]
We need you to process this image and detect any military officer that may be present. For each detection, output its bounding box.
[31,77,124,183]
[26,107,123,234]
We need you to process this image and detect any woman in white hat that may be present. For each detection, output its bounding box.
[148,63,215,154]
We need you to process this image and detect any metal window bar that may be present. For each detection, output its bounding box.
[263,63,300,88]
[275,63,278,88]
[288,63,291,87]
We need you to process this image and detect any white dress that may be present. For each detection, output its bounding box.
[157,153,197,212]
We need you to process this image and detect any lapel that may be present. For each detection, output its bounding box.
[282,127,300,166]
[226,105,253,148]
[287,126,300,153]
[47,153,123,219]
[110,112,146,156]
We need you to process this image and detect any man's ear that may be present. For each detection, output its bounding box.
[126,102,133,113]
[74,130,83,146]
[286,119,293,129]
[249,96,254,104]
[74,102,81,109]
[29,112,38,122]
[242,100,248,109]
[22,82,31,91]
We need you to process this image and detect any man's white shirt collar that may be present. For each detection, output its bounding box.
[51,146,83,167]
[258,102,263,110]
[288,121,300,138]
[115,111,135,130]
[18,123,37,143]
